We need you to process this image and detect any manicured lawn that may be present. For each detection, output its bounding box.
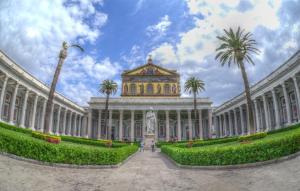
[161,124,300,166]
[0,122,138,165]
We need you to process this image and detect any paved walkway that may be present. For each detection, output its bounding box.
[0,150,300,191]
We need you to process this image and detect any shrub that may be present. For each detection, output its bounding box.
[238,132,267,142]
[267,123,300,134]
[155,140,187,148]
[161,127,300,166]
[0,127,138,165]
[0,121,32,135]
[60,135,125,148]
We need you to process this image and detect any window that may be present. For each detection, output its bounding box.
[147,84,153,95]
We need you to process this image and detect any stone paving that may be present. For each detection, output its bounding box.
[0,150,300,191]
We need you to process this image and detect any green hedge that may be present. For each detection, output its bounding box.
[0,121,32,135]
[0,127,138,165]
[238,132,267,142]
[161,126,300,166]
[267,123,300,134]
[60,135,125,148]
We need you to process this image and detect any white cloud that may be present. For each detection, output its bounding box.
[0,0,108,105]
[146,15,172,37]
[148,0,283,105]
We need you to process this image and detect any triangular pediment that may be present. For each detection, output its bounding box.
[122,63,178,76]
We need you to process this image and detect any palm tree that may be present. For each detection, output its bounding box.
[99,79,118,140]
[44,41,84,134]
[184,77,205,139]
[215,27,260,135]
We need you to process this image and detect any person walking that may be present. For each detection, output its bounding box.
[140,141,144,152]
[151,140,155,152]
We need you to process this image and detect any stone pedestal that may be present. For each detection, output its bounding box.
[144,134,155,150]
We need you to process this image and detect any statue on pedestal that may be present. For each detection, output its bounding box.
[146,107,156,135]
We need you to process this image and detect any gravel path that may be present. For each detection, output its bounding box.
[0,151,299,191]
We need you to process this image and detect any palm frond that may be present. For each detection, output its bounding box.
[70,44,84,52]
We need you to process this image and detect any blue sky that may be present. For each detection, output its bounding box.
[1,0,300,106]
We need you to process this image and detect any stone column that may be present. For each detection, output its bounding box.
[9,82,19,124]
[233,109,238,135]
[79,116,82,136]
[165,110,170,141]
[142,110,146,137]
[292,76,300,121]
[208,109,212,139]
[0,76,8,120]
[282,83,292,125]
[187,110,192,140]
[98,110,102,139]
[198,109,203,139]
[272,89,280,129]
[20,89,29,128]
[239,106,245,134]
[49,104,54,134]
[217,115,223,138]
[254,99,260,132]
[73,113,77,136]
[82,116,87,137]
[30,94,39,130]
[130,110,134,142]
[40,99,47,132]
[176,110,181,141]
[155,111,158,140]
[262,94,270,131]
[62,109,67,135]
[108,110,113,139]
[223,114,227,136]
[119,110,123,140]
[228,112,233,136]
[55,105,61,135]
[87,109,92,138]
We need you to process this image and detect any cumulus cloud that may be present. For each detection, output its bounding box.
[149,0,300,105]
[0,0,108,105]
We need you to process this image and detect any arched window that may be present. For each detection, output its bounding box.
[130,84,136,95]
[147,83,153,95]
[164,84,170,95]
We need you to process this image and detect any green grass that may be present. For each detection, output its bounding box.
[0,123,138,165]
[161,124,300,166]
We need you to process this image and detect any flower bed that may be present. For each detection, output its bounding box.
[32,131,61,144]
[161,125,300,166]
[0,125,138,165]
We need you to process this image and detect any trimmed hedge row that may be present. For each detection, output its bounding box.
[161,126,300,166]
[60,135,125,148]
[32,131,61,144]
[0,121,32,135]
[0,127,138,165]
[267,123,300,134]
[238,132,267,142]
[157,136,238,148]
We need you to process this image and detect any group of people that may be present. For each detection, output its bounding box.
[139,140,155,152]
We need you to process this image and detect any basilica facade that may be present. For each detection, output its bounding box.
[87,57,213,141]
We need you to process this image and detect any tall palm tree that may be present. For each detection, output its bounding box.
[215,27,260,135]
[184,77,205,139]
[44,41,84,134]
[99,79,118,140]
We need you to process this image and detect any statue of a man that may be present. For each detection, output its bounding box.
[146,107,156,134]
